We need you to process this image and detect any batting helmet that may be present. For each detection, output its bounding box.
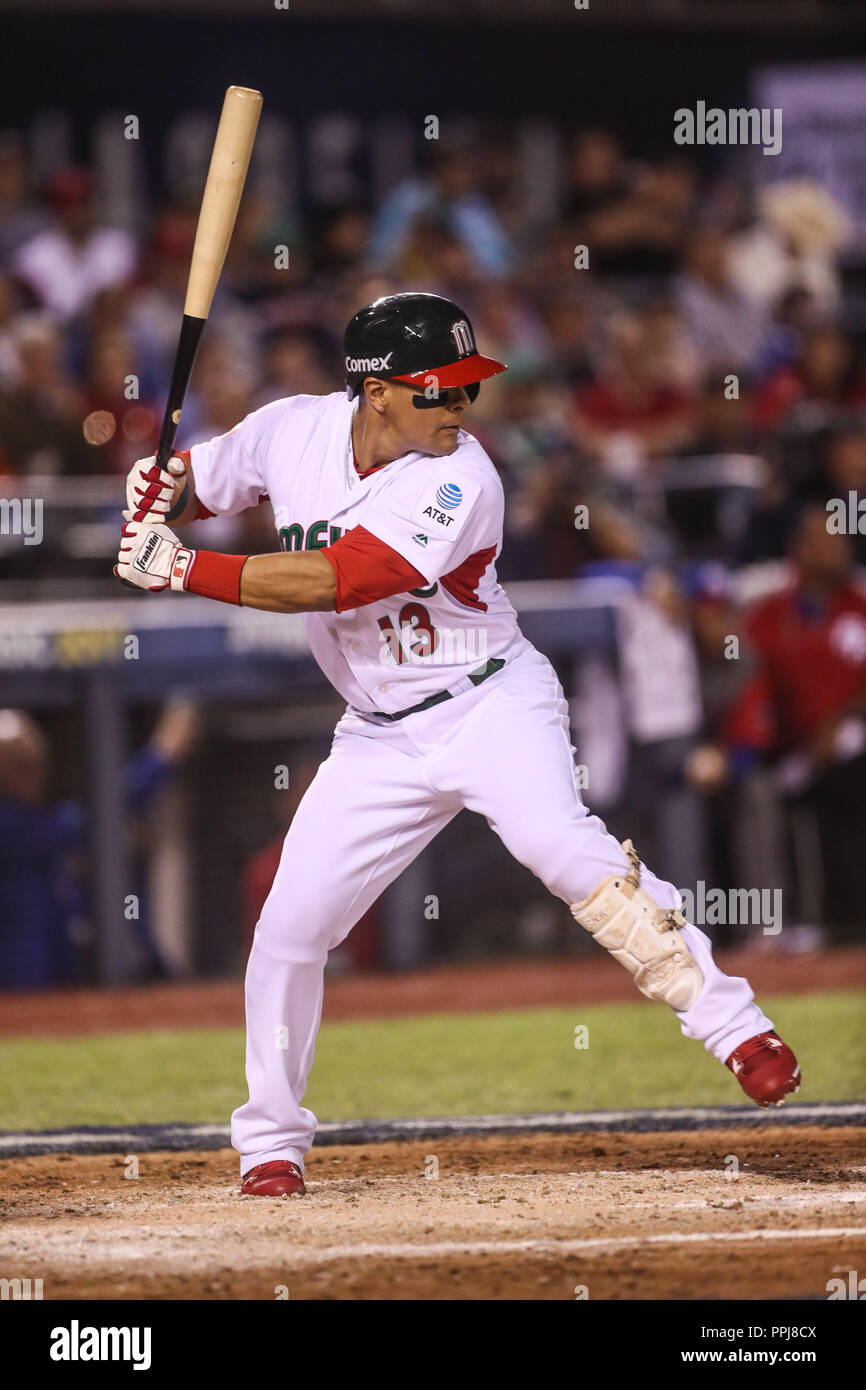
[343,292,507,402]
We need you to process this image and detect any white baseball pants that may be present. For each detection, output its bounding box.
[231,643,772,1174]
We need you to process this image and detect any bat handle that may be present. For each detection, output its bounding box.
[155,313,207,472]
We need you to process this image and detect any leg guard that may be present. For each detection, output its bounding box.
[570,840,703,1011]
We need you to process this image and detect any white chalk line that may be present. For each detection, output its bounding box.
[282,1226,866,1264]
[1,1101,864,1157]
[5,1223,865,1274]
[53,1227,866,1269]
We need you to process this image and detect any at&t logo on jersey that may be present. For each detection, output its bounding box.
[435,483,462,511]
[410,475,479,543]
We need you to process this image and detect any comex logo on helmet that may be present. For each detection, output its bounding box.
[344,352,393,374]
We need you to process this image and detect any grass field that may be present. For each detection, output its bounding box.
[0,991,863,1132]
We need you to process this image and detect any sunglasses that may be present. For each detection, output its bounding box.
[393,380,481,409]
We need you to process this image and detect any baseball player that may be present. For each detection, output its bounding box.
[117,292,801,1198]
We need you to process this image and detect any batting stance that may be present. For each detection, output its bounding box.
[117,292,801,1198]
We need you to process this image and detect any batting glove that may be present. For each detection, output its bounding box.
[125,453,187,523]
[115,517,193,592]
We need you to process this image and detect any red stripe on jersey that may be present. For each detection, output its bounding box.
[440,545,496,612]
[321,525,428,613]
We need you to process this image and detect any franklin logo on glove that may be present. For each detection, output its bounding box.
[133,531,162,573]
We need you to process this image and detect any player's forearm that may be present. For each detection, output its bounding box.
[164,454,202,528]
[239,551,337,613]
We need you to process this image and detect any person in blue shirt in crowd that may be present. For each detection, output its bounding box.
[0,699,199,989]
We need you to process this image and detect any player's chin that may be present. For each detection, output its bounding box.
[434,427,461,453]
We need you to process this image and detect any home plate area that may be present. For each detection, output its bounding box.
[2,1122,865,1300]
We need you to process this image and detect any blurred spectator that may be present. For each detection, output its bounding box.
[732,507,866,934]
[255,325,339,407]
[563,130,630,223]
[511,447,643,582]
[0,272,21,390]
[539,295,593,387]
[12,167,137,323]
[682,563,783,946]
[73,320,158,475]
[571,153,698,280]
[471,281,548,380]
[0,701,199,989]
[594,564,708,895]
[730,179,852,314]
[223,190,306,301]
[572,311,695,473]
[0,132,44,263]
[675,227,768,375]
[0,313,89,474]
[369,141,514,276]
[130,210,259,396]
[641,296,700,394]
[753,324,866,432]
[309,202,371,277]
[742,507,866,762]
[476,132,526,242]
[665,375,763,555]
[753,285,819,380]
[127,211,198,381]
[812,420,866,567]
[684,374,758,457]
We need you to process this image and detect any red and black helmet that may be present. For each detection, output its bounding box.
[344,291,507,401]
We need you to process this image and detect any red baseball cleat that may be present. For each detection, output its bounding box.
[726,1031,801,1108]
[241,1161,306,1197]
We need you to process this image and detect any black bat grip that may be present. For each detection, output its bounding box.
[155,313,206,472]
[116,313,206,587]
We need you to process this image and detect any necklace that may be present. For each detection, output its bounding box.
[345,399,359,492]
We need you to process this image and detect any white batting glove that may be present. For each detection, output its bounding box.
[125,453,187,522]
[115,517,194,592]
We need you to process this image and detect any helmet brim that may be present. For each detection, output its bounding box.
[390,352,508,390]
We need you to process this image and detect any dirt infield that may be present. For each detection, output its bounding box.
[2,946,865,1038]
[2,1127,864,1300]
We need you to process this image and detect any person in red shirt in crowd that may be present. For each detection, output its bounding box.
[573,310,695,471]
[726,505,866,935]
[752,324,866,432]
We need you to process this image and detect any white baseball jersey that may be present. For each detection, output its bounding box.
[206,398,773,1179]
[190,390,531,715]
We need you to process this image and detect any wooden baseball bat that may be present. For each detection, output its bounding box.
[154,84,263,475]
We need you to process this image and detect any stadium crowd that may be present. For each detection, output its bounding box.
[2,123,866,982]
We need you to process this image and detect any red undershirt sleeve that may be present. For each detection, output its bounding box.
[321,525,428,613]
